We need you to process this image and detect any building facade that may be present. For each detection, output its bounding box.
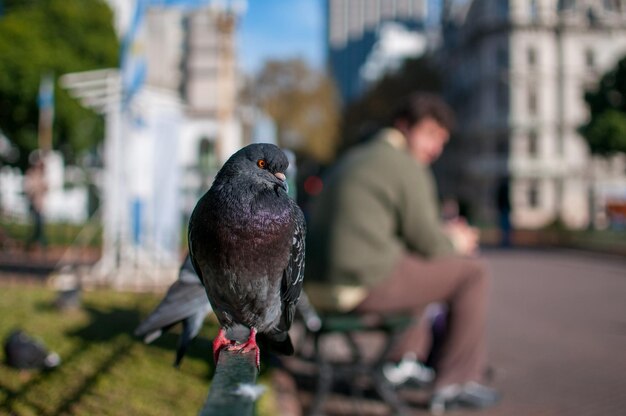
[440,0,626,229]
[326,0,430,104]
[143,4,242,216]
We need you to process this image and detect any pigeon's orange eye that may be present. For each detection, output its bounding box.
[257,159,267,169]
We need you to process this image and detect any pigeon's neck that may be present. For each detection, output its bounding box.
[213,179,289,218]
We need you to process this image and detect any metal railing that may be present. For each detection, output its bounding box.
[199,350,261,416]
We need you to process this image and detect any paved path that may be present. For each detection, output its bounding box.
[288,248,626,416]
[479,248,626,416]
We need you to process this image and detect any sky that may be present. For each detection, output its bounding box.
[237,0,325,75]
[237,0,443,76]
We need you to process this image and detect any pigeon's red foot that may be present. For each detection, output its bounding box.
[212,328,233,365]
[226,327,260,370]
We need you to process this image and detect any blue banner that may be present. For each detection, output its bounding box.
[38,73,55,112]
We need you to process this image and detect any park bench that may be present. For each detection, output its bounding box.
[295,292,416,416]
[199,292,419,416]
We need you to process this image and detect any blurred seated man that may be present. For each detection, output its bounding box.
[306,92,500,413]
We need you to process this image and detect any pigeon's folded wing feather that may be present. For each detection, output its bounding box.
[179,254,203,284]
[279,207,306,332]
[134,280,210,338]
[187,224,205,287]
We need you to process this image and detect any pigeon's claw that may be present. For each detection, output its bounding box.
[212,328,232,365]
[227,327,260,370]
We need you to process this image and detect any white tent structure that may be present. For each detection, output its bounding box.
[61,69,184,288]
[58,0,248,288]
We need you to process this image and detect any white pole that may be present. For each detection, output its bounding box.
[99,71,123,279]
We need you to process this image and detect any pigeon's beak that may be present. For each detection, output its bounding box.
[274,172,288,192]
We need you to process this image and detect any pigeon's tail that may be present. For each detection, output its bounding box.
[173,309,208,368]
[143,330,163,344]
[259,332,294,356]
[174,344,188,368]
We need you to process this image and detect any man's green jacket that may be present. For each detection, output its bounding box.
[306,128,454,310]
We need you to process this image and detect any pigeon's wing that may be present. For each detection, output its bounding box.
[187,221,205,287]
[134,280,211,340]
[179,254,203,284]
[174,303,213,367]
[279,206,306,331]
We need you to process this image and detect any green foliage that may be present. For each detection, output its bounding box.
[243,58,341,163]
[0,0,118,170]
[580,109,626,155]
[580,56,626,155]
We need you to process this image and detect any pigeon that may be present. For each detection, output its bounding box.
[4,329,61,370]
[134,255,213,367]
[49,265,82,311]
[188,143,306,369]
[54,287,81,311]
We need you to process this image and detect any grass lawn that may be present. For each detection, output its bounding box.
[0,285,277,416]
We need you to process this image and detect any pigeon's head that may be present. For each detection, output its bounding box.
[221,143,289,193]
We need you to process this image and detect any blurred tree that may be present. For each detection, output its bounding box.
[242,58,341,163]
[340,56,443,152]
[0,0,118,170]
[580,56,626,155]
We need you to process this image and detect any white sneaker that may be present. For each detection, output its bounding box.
[382,352,435,386]
[429,382,501,414]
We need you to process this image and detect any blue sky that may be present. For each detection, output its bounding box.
[238,0,324,75]
[237,0,442,75]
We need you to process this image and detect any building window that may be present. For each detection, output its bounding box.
[496,135,509,155]
[528,48,536,67]
[585,49,595,68]
[497,80,509,114]
[198,137,217,173]
[586,7,599,25]
[604,0,621,12]
[498,0,509,17]
[528,86,538,115]
[528,180,540,208]
[496,48,508,69]
[528,131,538,157]
[530,0,539,22]
[557,134,565,156]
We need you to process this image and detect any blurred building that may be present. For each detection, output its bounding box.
[52,1,247,284]
[439,0,626,229]
[326,0,431,105]
[143,5,242,217]
[106,0,243,209]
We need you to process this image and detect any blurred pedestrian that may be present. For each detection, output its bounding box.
[496,176,512,247]
[24,153,48,249]
[306,92,500,413]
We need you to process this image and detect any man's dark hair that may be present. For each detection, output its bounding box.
[390,92,456,131]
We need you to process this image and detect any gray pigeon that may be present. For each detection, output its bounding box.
[188,143,305,368]
[4,329,61,370]
[134,255,212,367]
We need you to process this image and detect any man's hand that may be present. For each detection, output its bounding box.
[444,218,480,256]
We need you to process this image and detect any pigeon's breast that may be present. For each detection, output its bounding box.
[205,203,293,331]
[220,203,292,269]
